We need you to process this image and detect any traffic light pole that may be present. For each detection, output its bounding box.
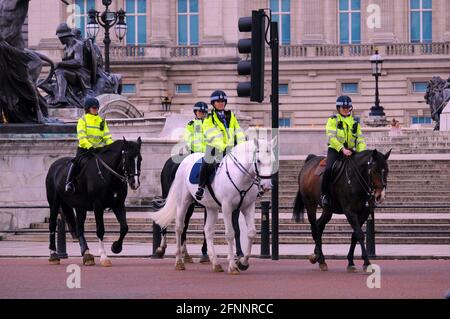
[270,20,279,261]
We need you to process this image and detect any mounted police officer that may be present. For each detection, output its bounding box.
[195,90,246,201]
[183,101,208,154]
[320,95,366,208]
[65,97,113,193]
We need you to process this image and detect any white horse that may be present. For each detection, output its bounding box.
[150,139,273,274]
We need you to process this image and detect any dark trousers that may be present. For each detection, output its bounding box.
[321,148,341,195]
[199,145,221,188]
[67,147,93,183]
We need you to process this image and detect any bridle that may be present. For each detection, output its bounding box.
[224,145,271,211]
[92,147,140,184]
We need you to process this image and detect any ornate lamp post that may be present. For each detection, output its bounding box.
[86,0,127,74]
[160,96,172,112]
[369,49,385,117]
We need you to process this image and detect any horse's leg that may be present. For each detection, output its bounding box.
[200,208,210,263]
[315,209,333,271]
[93,203,110,267]
[75,208,94,266]
[181,202,195,263]
[345,212,371,271]
[204,208,222,272]
[232,209,244,257]
[222,204,239,275]
[346,231,358,273]
[174,200,190,271]
[48,198,60,265]
[305,201,320,265]
[154,227,168,258]
[236,204,256,272]
[111,204,128,254]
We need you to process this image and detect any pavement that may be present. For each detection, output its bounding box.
[1,241,449,259]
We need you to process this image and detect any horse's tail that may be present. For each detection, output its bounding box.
[150,173,180,229]
[292,189,305,223]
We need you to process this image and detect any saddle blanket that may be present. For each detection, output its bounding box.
[188,158,216,185]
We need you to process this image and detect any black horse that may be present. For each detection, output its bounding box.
[45,138,142,266]
[293,149,390,272]
[152,156,243,262]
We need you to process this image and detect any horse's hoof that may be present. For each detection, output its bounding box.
[100,258,112,267]
[213,264,224,272]
[183,254,194,264]
[199,254,211,264]
[175,260,185,271]
[237,259,249,271]
[48,254,60,265]
[308,254,318,264]
[154,247,166,259]
[229,268,240,275]
[347,265,358,273]
[319,263,328,271]
[83,253,95,266]
[363,264,371,273]
[111,241,122,254]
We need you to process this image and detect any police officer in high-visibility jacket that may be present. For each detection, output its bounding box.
[321,95,366,208]
[195,90,246,201]
[65,97,113,193]
[183,101,208,154]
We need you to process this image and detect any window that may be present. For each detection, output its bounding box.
[177,0,199,45]
[411,116,432,124]
[126,0,147,45]
[122,84,136,94]
[279,118,291,127]
[176,84,192,94]
[341,82,359,94]
[339,0,361,44]
[269,0,291,45]
[279,84,289,95]
[412,81,428,93]
[410,0,432,43]
[74,0,95,39]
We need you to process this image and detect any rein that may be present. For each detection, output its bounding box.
[92,148,139,184]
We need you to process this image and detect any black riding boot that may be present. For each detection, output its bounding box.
[320,169,331,208]
[196,161,216,201]
[65,163,76,193]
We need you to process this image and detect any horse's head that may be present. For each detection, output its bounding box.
[251,138,274,192]
[122,137,142,190]
[369,149,391,204]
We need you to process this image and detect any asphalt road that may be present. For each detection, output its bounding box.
[0,257,449,299]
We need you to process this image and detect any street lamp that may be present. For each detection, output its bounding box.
[369,49,385,117]
[160,96,172,112]
[86,0,127,74]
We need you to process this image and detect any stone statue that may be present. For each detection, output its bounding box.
[0,0,49,123]
[40,24,122,109]
[424,76,450,131]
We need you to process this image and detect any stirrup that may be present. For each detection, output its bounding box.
[195,187,204,201]
[320,194,329,208]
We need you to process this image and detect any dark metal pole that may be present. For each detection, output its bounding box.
[260,201,271,258]
[374,72,380,108]
[270,20,279,261]
[152,222,162,257]
[104,21,111,73]
[366,210,376,257]
[57,214,68,259]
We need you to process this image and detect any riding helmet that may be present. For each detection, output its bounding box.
[336,95,353,111]
[193,101,208,113]
[84,97,100,112]
[210,90,227,106]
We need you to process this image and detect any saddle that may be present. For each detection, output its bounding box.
[188,157,217,185]
[314,157,346,183]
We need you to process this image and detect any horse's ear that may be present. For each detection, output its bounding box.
[385,148,392,160]
[123,136,128,149]
[372,149,378,158]
[137,136,142,147]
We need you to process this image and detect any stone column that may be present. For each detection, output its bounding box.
[323,0,337,44]
[28,0,65,48]
[202,0,224,45]
[394,0,408,43]
[442,0,450,41]
[301,0,325,44]
[149,0,172,46]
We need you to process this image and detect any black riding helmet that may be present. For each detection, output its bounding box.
[210,90,227,107]
[84,97,100,112]
[193,101,208,114]
[336,95,353,112]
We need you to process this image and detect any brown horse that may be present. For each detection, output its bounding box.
[293,149,390,272]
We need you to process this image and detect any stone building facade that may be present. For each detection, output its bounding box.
[28,0,450,127]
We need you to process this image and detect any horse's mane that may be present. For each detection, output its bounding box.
[97,140,124,154]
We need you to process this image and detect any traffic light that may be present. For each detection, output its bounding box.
[237,9,265,103]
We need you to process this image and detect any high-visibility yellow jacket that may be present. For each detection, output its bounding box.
[183,119,206,153]
[202,109,246,152]
[326,113,366,152]
[76,113,113,149]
